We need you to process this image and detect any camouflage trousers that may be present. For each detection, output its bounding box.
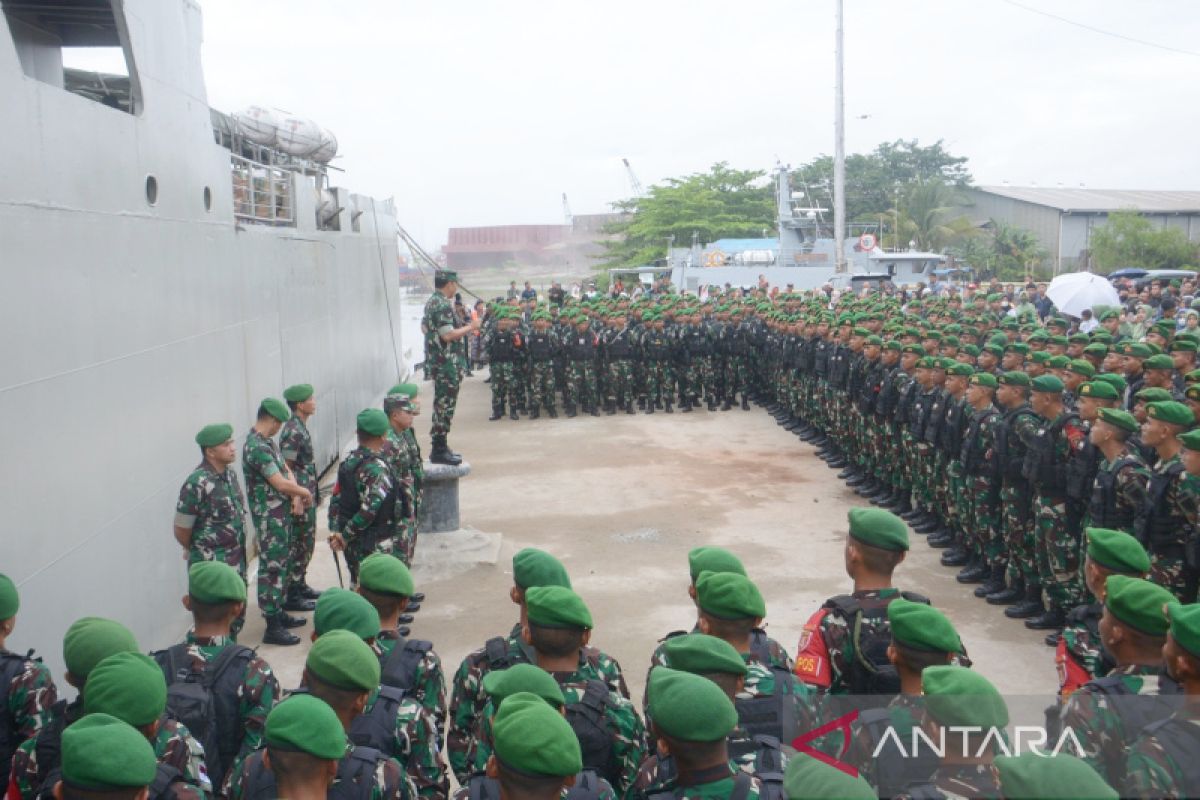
[345,530,396,586]
[252,506,292,618]
[527,360,557,411]
[726,355,748,397]
[966,477,1002,569]
[489,361,519,412]
[287,505,316,589]
[643,360,674,405]
[393,517,418,566]
[1002,482,1037,589]
[1149,553,1199,603]
[1034,494,1081,611]
[605,360,636,406]
[676,361,700,402]
[430,359,461,437]
[566,360,599,410]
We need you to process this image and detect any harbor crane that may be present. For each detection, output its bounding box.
[622,157,645,197]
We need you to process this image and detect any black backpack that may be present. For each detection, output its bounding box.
[564,680,621,790]
[0,649,34,789]
[647,769,754,800]
[153,642,254,788]
[39,763,186,800]
[824,592,929,699]
[349,685,409,757]
[858,706,938,798]
[380,638,433,692]
[1138,716,1200,797]
[241,745,393,800]
[467,769,608,800]
[731,667,799,757]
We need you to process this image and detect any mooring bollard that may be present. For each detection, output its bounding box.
[418,461,471,533]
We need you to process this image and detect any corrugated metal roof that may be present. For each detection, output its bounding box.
[974,186,1200,213]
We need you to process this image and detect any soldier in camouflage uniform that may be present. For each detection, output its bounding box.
[280,383,323,607]
[988,373,1041,610]
[957,373,1004,592]
[1123,601,1200,799]
[525,311,561,418]
[447,549,629,784]
[1057,576,1178,787]
[485,311,523,421]
[0,575,57,794]
[563,315,602,417]
[243,398,314,646]
[175,423,249,579]
[329,409,403,586]
[357,554,444,734]
[229,633,419,800]
[601,312,638,415]
[1136,401,1199,602]
[158,561,279,794]
[467,587,647,798]
[644,667,765,800]
[382,391,421,565]
[390,383,426,563]
[423,270,480,465]
[641,314,675,413]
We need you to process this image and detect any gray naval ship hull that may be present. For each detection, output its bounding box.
[1,0,403,670]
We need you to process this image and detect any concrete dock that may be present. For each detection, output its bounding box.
[246,371,1059,707]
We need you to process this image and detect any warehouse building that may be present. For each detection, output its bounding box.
[961,186,1200,272]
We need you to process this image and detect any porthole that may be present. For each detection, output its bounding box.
[145,175,158,206]
[203,186,212,211]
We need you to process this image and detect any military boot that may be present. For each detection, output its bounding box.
[430,435,462,466]
[707,398,717,411]
[975,567,1007,598]
[986,582,1023,606]
[589,405,600,417]
[645,402,655,414]
[298,582,322,600]
[282,587,316,612]
[509,406,519,420]
[263,614,301,646]
[741,394,751,410]
[548,407,558,418]
[1025,606,1066,631]
[955,562,989,583]
[625,401,635,415]
[489,406,504,421]
[665,400,674,413]
[529,407,541,419]
[681,399,692,413]
[605,402,616,416]
[566,405,578,418]
[1005,587,1044,619]
[722,397,732,411]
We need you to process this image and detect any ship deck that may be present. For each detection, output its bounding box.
[251,371,1059,714]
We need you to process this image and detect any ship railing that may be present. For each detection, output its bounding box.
[231,154,295,226]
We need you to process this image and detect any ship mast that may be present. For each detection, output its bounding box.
[833,0,847,273]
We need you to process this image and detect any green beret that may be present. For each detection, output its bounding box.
[1095,407,1138,434]
[283,383,313,403]
[922,665,1008,729]
[901,344,924,356]
[1188,386,1200,403]
[482,663,565,708]
[962,344,981,357]
[1046,355,1070,369]
[1031,374,1065,394]
[356,408,389,436]
[1188,369,1200,384]
[888,598,962,654]
[493,692,583,777]
[383,393,415,414]
[661,633,748,677]
[1047,335,1069,347]
[1168,601,1200,658]
[1146,400,1195,427]
[1099,309,1120,322]
[63,617,138,679]
[995,753,1118,800]
[387,383,420,398]
[435,269,459,282]
[260,397,290,422]
[1144,354,1175,371]
[687,546,747,581]
[0,574,18,620]
[884,340,903,352]
[1001,319,1020,330]
[865,335,883,346]
[695,572,766,621]
[84,652,166,727]
[1105,575,1175,636]
[1172,339,1199,353]
[1027,331,1049,342]
[782,753,877,800]
[513,548,572,590]
[1135,387,1173,404]
[1029,351,1052,365]
[1068,333,1089,344]
[1179,428,1200,451]
[188,561,246,604]
[265,694,348,760]
[946,363,974,377]
[647,667,737,742]
[195,423,233,448]
[1005,342,1030,356]
[924,331,943,342]
[999,371,1030,387]
[851,326,870,337]
[526,585,592,629]
[916,356,935,369]
[969,373,998,389]
[307,628,381,691]
[1122,342,1151,359]
[942,335,961,347]
[982,344,1004,358]
[61,714,157,790]
[1094,373,1127,395]
[848,507,909,552]
[1092,331,1114,345]
[1067,359,1096,377]
[314,588,380,640]
[1078,381,1118,400]
[358,554,414,597]
[986,293,1003,302]
[1083,343,1109,357]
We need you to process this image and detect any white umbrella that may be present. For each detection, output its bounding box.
[1045,272,1121,318]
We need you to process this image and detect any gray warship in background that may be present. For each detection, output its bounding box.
[662,167,946,292]
[1,0,406,669]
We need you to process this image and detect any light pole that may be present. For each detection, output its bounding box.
[833,0,846,273]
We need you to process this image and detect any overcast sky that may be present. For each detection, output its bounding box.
[197,0,1200,249]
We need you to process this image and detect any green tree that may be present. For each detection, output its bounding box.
[1089,209,1199,272]
[596,162,775,271]
[791,139,972,222]
[885,180,978,252]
